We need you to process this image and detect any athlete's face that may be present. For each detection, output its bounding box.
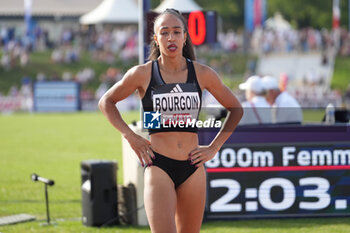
[154,14,187,58]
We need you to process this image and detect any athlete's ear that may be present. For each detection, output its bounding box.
[153,34,159,47]
[183,31,187,46]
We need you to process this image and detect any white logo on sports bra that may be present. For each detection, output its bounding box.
[170,84,183,93]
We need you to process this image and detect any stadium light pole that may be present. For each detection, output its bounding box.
[138,0,150,124]
[24,0,31,36]
[138,0,150,65]
[138,0,144,65]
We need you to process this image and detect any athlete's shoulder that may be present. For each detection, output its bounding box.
[120,61,152,87]
[126,60,153,79]
[192,60,218,77]
[192,60,220,90]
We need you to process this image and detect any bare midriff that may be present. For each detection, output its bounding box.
[150,132,199,160]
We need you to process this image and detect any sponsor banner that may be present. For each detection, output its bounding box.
[33,81,81,112]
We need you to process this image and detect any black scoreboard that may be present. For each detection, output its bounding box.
[200,124,350,219]
[146,11,217,45]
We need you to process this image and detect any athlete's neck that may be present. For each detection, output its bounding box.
[158,56,186,73]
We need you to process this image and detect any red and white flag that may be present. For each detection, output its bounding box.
[332,0,341,29]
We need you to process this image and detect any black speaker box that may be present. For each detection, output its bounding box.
[81,160,119,226]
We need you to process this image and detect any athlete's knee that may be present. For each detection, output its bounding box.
[177,224,200,233]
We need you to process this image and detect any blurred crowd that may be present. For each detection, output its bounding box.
[0,25,139,69]
[0,24,350,114]
[218,27,350,56]
[2,25,350,69]
[0,25,139,112]
[251,27,333,54]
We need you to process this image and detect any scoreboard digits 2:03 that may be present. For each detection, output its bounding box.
[205,144,350,219]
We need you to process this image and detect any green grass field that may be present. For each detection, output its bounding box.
[332,56,350,92]
[1,111,349,233]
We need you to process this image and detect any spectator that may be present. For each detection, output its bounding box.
[20,76,33,112]
[20,50,29,67]
[1,52,10,70]
[262,76,303,124]
[239,76,272,125]
[51,48,64,63]
[62,71,73,81]
[8,85,19,97]
[36,72,46,81]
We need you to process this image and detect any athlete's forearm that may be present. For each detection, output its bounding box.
[98,96,135,139]
[209,107,243,151]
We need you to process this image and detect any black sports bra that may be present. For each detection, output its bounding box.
[141,59,202,134]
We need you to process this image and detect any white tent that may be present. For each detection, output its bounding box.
[265,12,292,31]
[154,0,202,13]
[80,0,138,24]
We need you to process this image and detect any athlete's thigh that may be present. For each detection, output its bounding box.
[144,166,177,233]
[175,166,206,233]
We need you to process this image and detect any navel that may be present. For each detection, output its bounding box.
[177,142,182,149]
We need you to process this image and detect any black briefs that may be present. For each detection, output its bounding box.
[149,151,198,189]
